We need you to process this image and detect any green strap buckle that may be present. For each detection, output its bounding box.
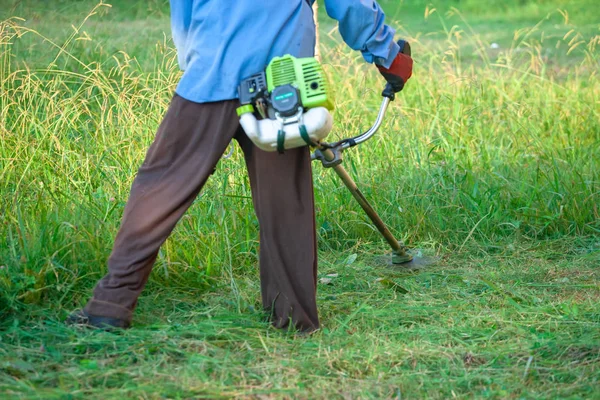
[236,104,255,117]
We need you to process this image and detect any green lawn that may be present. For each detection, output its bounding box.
[1,0,599,398]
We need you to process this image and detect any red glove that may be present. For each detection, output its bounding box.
[377,40,413,93]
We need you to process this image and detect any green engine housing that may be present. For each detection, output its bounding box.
[266,55,334,111]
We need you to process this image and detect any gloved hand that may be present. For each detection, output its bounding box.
[377,39,413,94]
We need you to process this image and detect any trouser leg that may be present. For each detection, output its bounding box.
[85,95,240,322]
[236,131,319,332]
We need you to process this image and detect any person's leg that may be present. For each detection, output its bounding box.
[83,95,240,324]
[236,130,319,332]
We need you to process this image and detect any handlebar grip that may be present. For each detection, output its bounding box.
[382,83,395,100]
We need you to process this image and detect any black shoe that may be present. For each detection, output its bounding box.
[66,309,130,331]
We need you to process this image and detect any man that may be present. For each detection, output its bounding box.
[68,0,413,332]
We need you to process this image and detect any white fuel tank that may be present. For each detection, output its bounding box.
[239,107,333,152]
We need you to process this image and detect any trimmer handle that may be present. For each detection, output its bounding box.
[314,41,411,161]
[382,40,412,100]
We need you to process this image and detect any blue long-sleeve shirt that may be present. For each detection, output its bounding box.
[170,0,399,103]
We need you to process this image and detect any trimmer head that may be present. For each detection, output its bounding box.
[389,248,439,271]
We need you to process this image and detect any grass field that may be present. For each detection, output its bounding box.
[1,0,599,398]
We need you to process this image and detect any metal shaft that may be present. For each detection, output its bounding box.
[320,148,409,257]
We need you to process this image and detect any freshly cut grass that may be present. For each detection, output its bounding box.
[0,0,599,398]
[1,245,599,398]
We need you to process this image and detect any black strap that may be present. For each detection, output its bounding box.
[277,129,285,154]
[298,124,314,146]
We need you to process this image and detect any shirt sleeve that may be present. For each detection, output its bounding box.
[323,0,399,68]
[169,0,193,70]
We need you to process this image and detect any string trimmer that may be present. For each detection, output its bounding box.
[236,47,435,269]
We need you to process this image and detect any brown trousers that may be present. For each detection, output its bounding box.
[84,94,319,332]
